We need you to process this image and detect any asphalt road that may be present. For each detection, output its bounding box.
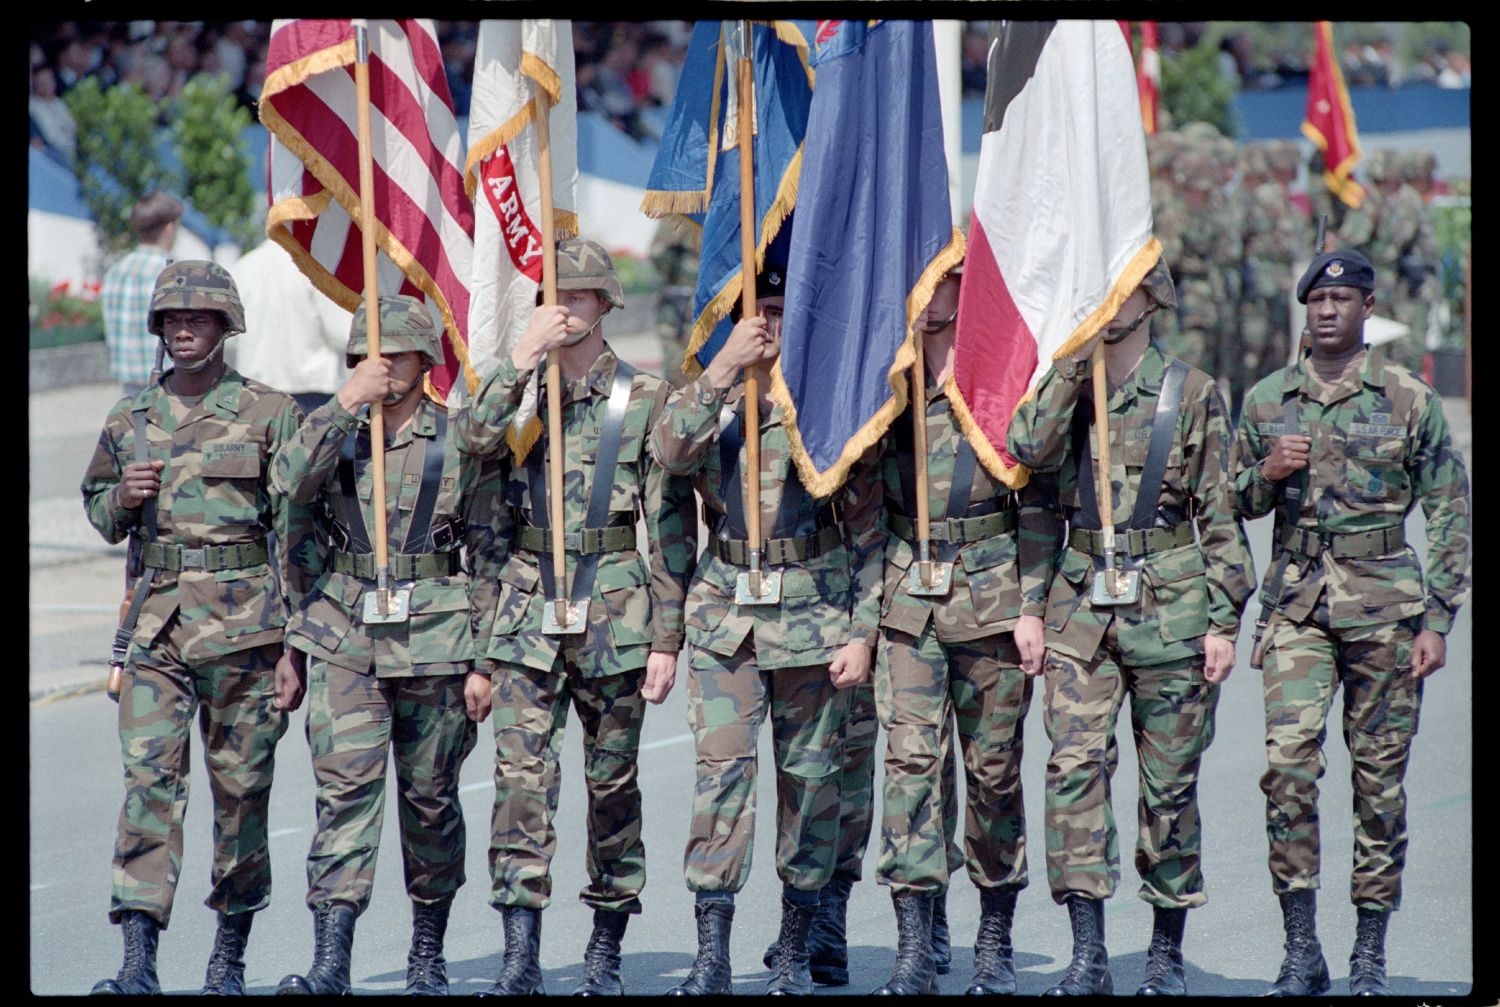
[29,340,1476,996]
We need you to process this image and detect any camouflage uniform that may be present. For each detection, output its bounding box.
[874,377,1055,897]
[1007,341,1255,909]
[1147,132,1186,359]
[1239,142,1311,391]
[1234,346,1470,910]
[1366,151,1440,373]
[272,365,501,915]
[649,220,702,387]
[1162,149,1238,380]
[649,369,885,896]
[81,268,314,933]
[455,345,695,915]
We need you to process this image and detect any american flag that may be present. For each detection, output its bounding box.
[261,19,477,401]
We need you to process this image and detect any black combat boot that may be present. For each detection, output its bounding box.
[1042,896,1111,995]
[871,892,938,995]
[404,897,452,996]
[965,886,1018,996]
[1348,907,1392,996]
[1136,906,1188,996]
[201,911,254,995]
[575,909,629,996]
[762,875,854,986]
[766,895,818,995]
[667,899,734,996]
[476,906,545,996]
[1267,890,1330,996]
[277,902,357,995]
[90,910,162,995]
[931,887,953,975]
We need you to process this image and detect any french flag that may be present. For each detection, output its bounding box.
[949,20,1161,485]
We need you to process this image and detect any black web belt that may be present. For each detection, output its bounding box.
[523,361,637,603]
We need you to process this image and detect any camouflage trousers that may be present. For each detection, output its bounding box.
[1260,609,1422,910]
[111,623,286,927]
[1042,620,1219,909]
[876,628,1030,895]
[683,643,851,894]
[489,659,647,914]
[831,682,879,881]
[303,660,477,913]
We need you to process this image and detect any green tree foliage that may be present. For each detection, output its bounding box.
[170,76,260,250]
[1160,38,1238,137]
[63,79,178,260]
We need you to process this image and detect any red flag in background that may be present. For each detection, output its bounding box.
[1302,21,1365,209]
[261,19,477,401]
[1135,22,1161,135]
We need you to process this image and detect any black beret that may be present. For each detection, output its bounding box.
[1296,249,1376,303]
[755,264,787,301]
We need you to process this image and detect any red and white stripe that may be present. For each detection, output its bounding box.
[1135,21,1161,136]
[262,19,476,401]
[950,20,1159,483]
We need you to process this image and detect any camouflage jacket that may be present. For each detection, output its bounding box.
[1007,342,1256,666]
[271,395,506,676]
[1233,347,1471,634]
[81,368,317,664]
[650,371,884,671]
[1243,181,1309,300]
[878,376,1059,643]
[454,345,695,677]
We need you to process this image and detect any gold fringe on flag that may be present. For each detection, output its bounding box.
[506,414,544,464]
[944,236,1164,486]
[771,226,965,499]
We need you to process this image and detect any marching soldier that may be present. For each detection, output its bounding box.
[1007,258,1255,996]
[271,294,501,995]
[82,261,315,995]
[650,260,885,996]
[454,238,696,996]
[865,265,1054,996]
[1234,249,1470,996]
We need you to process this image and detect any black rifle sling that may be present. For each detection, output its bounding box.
[337,421,374,553]
[1257,396,1303,624]
[400,408,449,554]
[1129,358,1189,530]
[115,407,160,653]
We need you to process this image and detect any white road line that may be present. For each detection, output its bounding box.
[268,827,302,838]
[640,733,693,753]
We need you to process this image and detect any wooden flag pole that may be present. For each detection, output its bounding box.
[736,19,764,598]
[353,20,393,615]
[1090,342,1117,592]
[535,89,569,628]
[912,332,934,586]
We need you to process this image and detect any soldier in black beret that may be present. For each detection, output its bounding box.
[1295,249,1377,304]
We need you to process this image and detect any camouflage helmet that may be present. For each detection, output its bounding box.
[1238,142,1271,178]
[1365,148,1395,183]
[1140,255,1177,310]
[345,294,443,369]
[556,237,625,309]
[1172,150,1220,192]
[1402,150,1437,184]
[1266,139,1301,175]
[1179,120,1223,146]
[147,260,246,337]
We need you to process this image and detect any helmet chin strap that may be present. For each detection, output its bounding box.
[561,311,607,347]
[166,334,226,374]
[1102,304,1156,345]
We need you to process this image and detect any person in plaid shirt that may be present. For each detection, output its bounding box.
[102,192,182,396]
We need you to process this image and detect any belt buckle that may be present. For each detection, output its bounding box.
[560,531,581,551]
[178,547,206,570]
[906,561,953,596]
[541,598,589,634]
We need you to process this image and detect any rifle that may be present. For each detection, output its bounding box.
[1249,214,1326,669]
[107,341,166,701]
